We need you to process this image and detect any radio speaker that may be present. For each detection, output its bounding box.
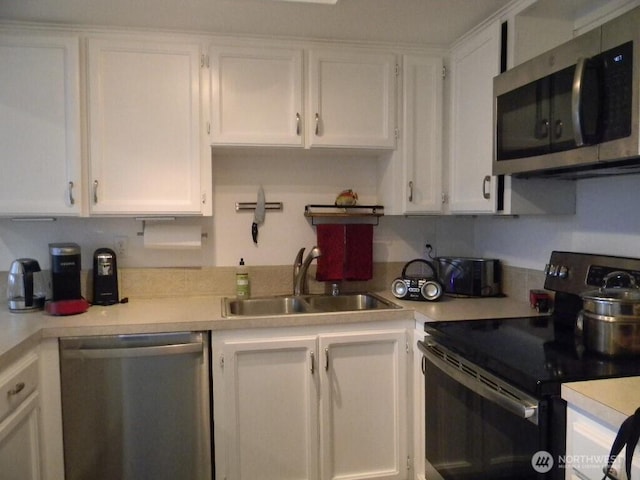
[391,259,442,302]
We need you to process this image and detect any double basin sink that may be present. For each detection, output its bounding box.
[223,292,400,317]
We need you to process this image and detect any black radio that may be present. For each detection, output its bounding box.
[391,259,442,302]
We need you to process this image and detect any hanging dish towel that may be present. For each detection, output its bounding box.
[344,224,373,280]
[316,224,373,282]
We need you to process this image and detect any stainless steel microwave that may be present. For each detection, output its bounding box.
[493,6,640,179]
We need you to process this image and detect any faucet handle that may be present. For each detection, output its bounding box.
[294,247,305,266]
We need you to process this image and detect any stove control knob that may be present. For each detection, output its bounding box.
[544,263,551,275]
[558,266,569,279]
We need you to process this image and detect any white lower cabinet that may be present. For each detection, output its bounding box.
[0,351,41,480]
[213,323,410,480]
[566,406,640,480]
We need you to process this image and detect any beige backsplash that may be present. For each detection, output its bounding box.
[0,263,547,304]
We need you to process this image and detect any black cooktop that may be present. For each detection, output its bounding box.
[425,316,640,397]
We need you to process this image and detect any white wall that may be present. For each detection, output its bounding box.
[474,174,640,270]
[0,151,476,271]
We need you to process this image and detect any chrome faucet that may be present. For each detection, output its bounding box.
[293,246,322,295]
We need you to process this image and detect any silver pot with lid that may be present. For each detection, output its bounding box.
[579,271,640,356]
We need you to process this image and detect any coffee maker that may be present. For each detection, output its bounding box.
[49,243,82,301]
[92,248,119,305]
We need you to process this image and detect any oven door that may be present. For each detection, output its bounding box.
[418,338,551,480]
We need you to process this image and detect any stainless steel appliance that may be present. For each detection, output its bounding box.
[7,258,46,312]
[59,332,211,480]
[418,251,640,479]
[493,6,640,178]
[49,243,82,301]
[436,257,501,297]
[92,248,119,305]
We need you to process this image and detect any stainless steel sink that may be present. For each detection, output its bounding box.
[223,296,312,317]
[304,293,398,312]
[222,293,399,317]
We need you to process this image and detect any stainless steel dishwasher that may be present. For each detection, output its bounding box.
[59,331,211,480]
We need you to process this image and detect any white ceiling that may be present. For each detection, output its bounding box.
[0,0,513,46]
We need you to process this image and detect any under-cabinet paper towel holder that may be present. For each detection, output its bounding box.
[135,217,208,239]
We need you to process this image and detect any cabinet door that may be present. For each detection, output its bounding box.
[87,37,205,215]
[0,391,41,480]
[319,330,407,480]
[0,33,81,216]
[210,45,304,146]
[214,336,319,480]
[566,407,640,480]
[402,54,443,214]
[308,49,396,148]
[448,21,501,214]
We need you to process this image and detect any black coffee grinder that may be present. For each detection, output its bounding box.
[92,248,119,305]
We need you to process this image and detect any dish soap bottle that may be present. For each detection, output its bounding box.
[236,258,250,298]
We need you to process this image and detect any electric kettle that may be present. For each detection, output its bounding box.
[7,258,46,312]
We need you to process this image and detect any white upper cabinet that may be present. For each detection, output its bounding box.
[0,32,81,216]
[401,54,443,214]
[209,45,304,146]
[307,49,397,149]
[210,44,397,150]
[447,20,501,214]
[87,37,209,215]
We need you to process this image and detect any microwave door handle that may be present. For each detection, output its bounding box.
[572,57,587,147]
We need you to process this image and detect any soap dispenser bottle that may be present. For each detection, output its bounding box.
[236,258,250,298]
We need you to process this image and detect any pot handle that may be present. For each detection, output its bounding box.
[602,271,638,290]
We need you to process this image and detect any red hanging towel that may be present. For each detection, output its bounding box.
[316,224,345,281]
[344,224,373,281]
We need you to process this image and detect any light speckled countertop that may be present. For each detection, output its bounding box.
[563,377,640,429]
[0,292,540,368]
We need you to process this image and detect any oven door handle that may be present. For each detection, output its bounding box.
[417,340,539,425]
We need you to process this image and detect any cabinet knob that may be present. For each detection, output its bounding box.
[296,113,301,136]
[315,113,320,136]
[7,382,25,396]
[408,181,414,203]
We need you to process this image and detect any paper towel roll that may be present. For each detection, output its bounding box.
[143,224,202,249]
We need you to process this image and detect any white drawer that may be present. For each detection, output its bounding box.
[0,352,39,423]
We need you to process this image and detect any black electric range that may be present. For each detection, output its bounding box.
[426,250,640,399]
[420,251,640,480]
[425,315,640,398]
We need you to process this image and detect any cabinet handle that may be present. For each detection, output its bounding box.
[324,347,329,371]
[68,181,75,206]
[408,181,414,203]
[310,351,315,374]
[535,119,550,140]
[482,175,491,200]
[7,382,25,396]
[315,113,320,136]
[555,119,564,139]
[296,113,301,136]
[93,180,99,204]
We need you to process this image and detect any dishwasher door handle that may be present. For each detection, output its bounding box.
[62,341,203,359]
